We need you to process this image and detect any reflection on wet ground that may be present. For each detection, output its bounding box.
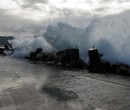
[0,56,129,110]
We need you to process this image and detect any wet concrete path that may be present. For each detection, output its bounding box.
[0,56,129,110]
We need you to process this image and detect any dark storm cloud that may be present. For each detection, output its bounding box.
[23,0,48,4]
[48,6,74,16]
[14,0,48,5]
[14,0,49,10]
[0,9,43,36]
[101,0,128,2]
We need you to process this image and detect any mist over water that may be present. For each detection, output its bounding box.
[10,10,130,65]
[9,36,55,57]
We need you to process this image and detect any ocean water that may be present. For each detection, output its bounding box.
[0,56,129,110]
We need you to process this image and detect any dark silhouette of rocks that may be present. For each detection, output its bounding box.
[0,36,14,45]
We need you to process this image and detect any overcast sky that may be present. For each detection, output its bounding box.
[0,0,130,37]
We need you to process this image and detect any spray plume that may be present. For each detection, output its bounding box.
[9,10,130,65]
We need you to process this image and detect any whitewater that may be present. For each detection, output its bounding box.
[10,9,130,65]
[4,0,130,65]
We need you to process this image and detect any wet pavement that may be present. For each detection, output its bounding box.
[0,56,129,110]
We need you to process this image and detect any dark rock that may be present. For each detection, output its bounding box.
[88,47,111,73]
[55,48,84,68]
[0,47,6,55]
[112,64,130,76]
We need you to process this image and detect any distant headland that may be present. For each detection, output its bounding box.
[0,36,14,45]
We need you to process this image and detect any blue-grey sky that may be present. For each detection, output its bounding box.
[0,0,130,36]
